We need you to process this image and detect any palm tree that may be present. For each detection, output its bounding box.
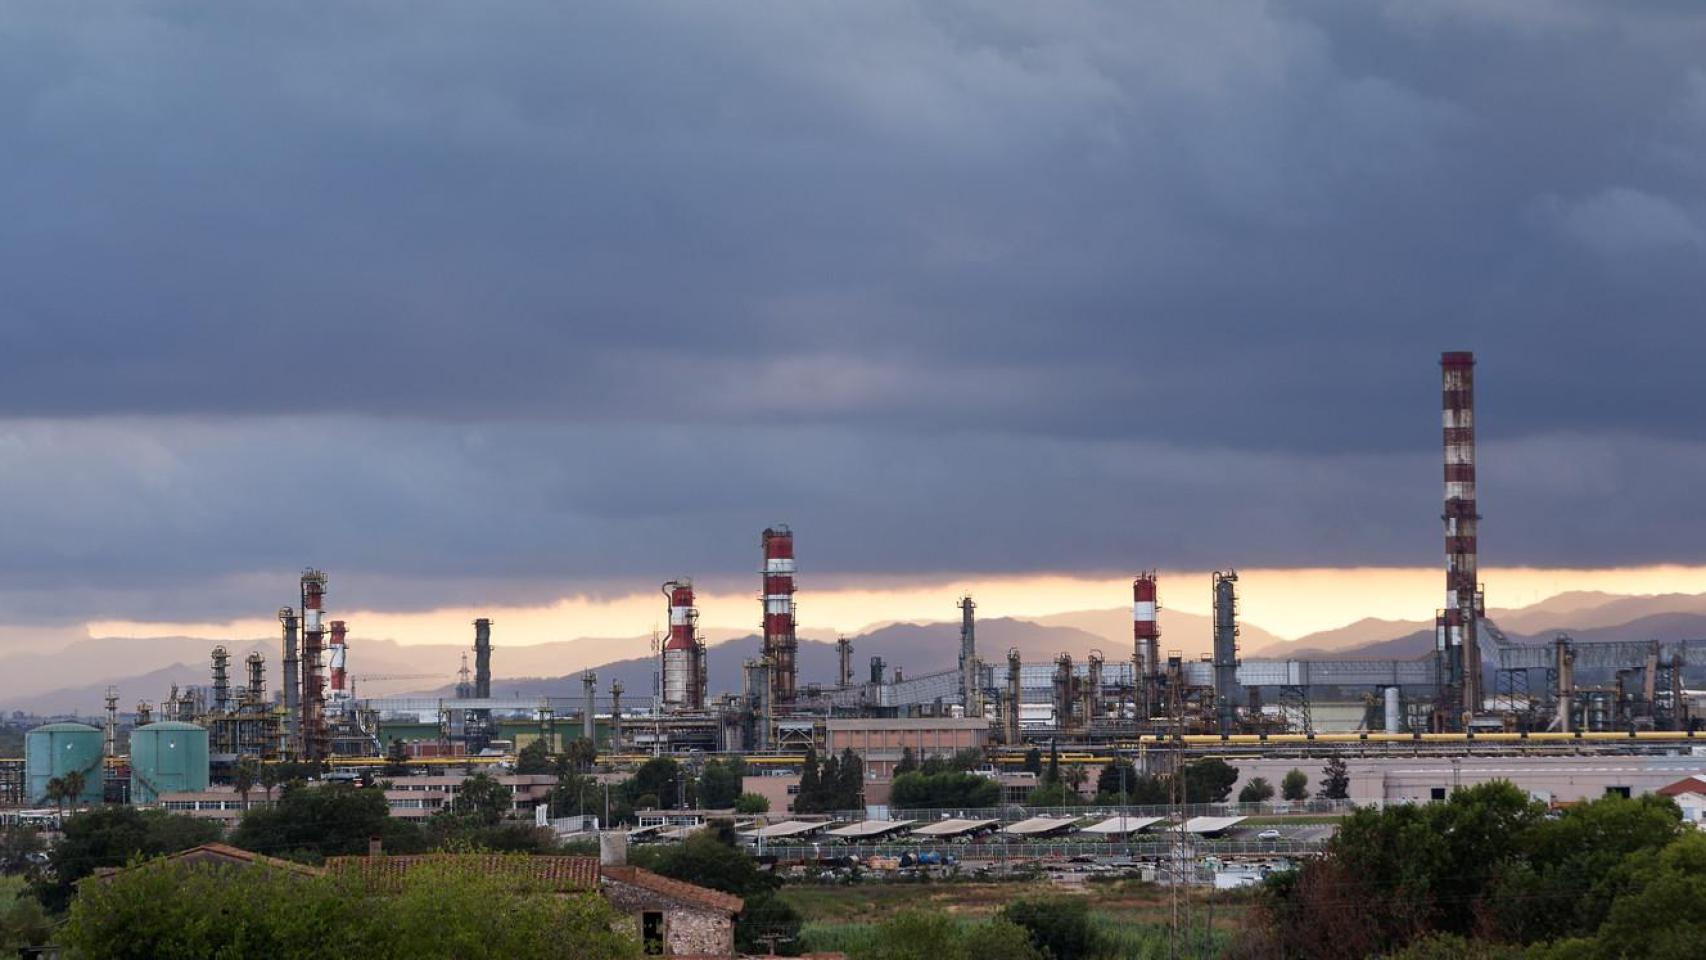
[43,777,64,814]
[62,771,86,812]
[234,759,257,811]
[258,763,280,805]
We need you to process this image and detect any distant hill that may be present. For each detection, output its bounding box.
[1030,607,1286,659]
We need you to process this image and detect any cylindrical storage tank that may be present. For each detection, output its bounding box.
[1384,687,1402,733]
[129,721,210,804]
[25,722,104,806]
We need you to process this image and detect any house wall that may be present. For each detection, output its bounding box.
[601,877,735,957]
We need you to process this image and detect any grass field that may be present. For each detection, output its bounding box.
[783,878,1246,958]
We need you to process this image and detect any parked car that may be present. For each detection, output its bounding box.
[1257,829,1282,841]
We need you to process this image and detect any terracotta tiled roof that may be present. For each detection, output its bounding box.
[96,843,325,880]
[324,854,600,892]
[1656,775,1706,798]
[600,866,744,915]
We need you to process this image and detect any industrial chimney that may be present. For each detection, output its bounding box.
[761,526,798,707]
[660,579,705,711]
[1133,573,1160,717]
[1438,351,1483,726]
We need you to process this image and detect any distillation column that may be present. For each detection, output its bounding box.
[473,618,493,698]
[1134,573,1161,718]
[1554,635,1575,733]
[661,580,705,711]
[328,620,349,714]
[299,569,328,761]
[958,596,982,716]
[1212,570,1241,733]
[581,670,597,744]
[1439,351,1484,726]
[836,637,853,689]
[1005,649,1023,744]
[279,607,300,755]
[761,526,798,708]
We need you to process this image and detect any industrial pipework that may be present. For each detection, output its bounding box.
[761,526,798,708]
[1438,351,1484,727]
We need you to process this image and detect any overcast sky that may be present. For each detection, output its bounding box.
[4,2,1706,637]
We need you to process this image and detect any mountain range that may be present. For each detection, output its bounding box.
[13,590,1706,714]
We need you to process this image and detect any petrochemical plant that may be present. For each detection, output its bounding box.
[12,351,1706,811]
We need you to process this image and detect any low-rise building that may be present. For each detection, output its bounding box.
[1656,774,1706,825]
[825,717,991,777]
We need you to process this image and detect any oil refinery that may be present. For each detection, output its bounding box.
[10,351,1705,810]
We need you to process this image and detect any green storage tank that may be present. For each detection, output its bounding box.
[129,721,210,804]
[24,722,104,806]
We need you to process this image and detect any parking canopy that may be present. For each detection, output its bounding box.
[825,819,916,839]
[1080,815,1166,836]
[912,818,1000,837]
[1001,816,1081,837]
[1182,816,1247,835]
[742,820,833,840]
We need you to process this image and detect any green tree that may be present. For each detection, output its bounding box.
[1238,777,1275,804]
[39,807,222,911]
[449,773,513,826]
[234,757,259,810]
[1281,768,1309,801]
[889,772,998,809]
[1044,744,1060,785]
[856,908,963,960]
[734,793,770,814]
[1589,829,1706,959]
[962,919,1046,960]
[623,757,682,810]
[1254,781,1544,959]
[515,738,553,775]
[836,748,866,810]
[1095,759,1135,801]
[698,757,746,810]
[1483,793,1683,944]
[62,770,87,810]
[61,855,644,959]
[1318,755,1350,800]
[1000,896,1102,960]
[1021,748,1042,776]
[797,747,822,812]
[1181,758,1238,803]
[232,782,423,865]
[0,825,43,874]
[895,746,919,776]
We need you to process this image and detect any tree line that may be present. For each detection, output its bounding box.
[1240,781,1705,959]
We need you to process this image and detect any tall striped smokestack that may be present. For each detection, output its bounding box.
[1440,351,1483,724]
[328,620,348,704]
[1133,573,1160,715]
[761,526,797,706]
[661,579,704,711]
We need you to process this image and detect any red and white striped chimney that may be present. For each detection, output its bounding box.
[1440,351,1482,723]
[762,526,798,706]
[328,619,348,703]
[1133,573,1160,678]
[661,579,703,711]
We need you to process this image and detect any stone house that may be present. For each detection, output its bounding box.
[102,840,743,957]
[324,837,743,957]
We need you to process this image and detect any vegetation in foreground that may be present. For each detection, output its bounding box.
[1242,781,1706,960]
[61,856,640,960]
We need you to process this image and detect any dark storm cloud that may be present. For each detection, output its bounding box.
[2,2,1705,624]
